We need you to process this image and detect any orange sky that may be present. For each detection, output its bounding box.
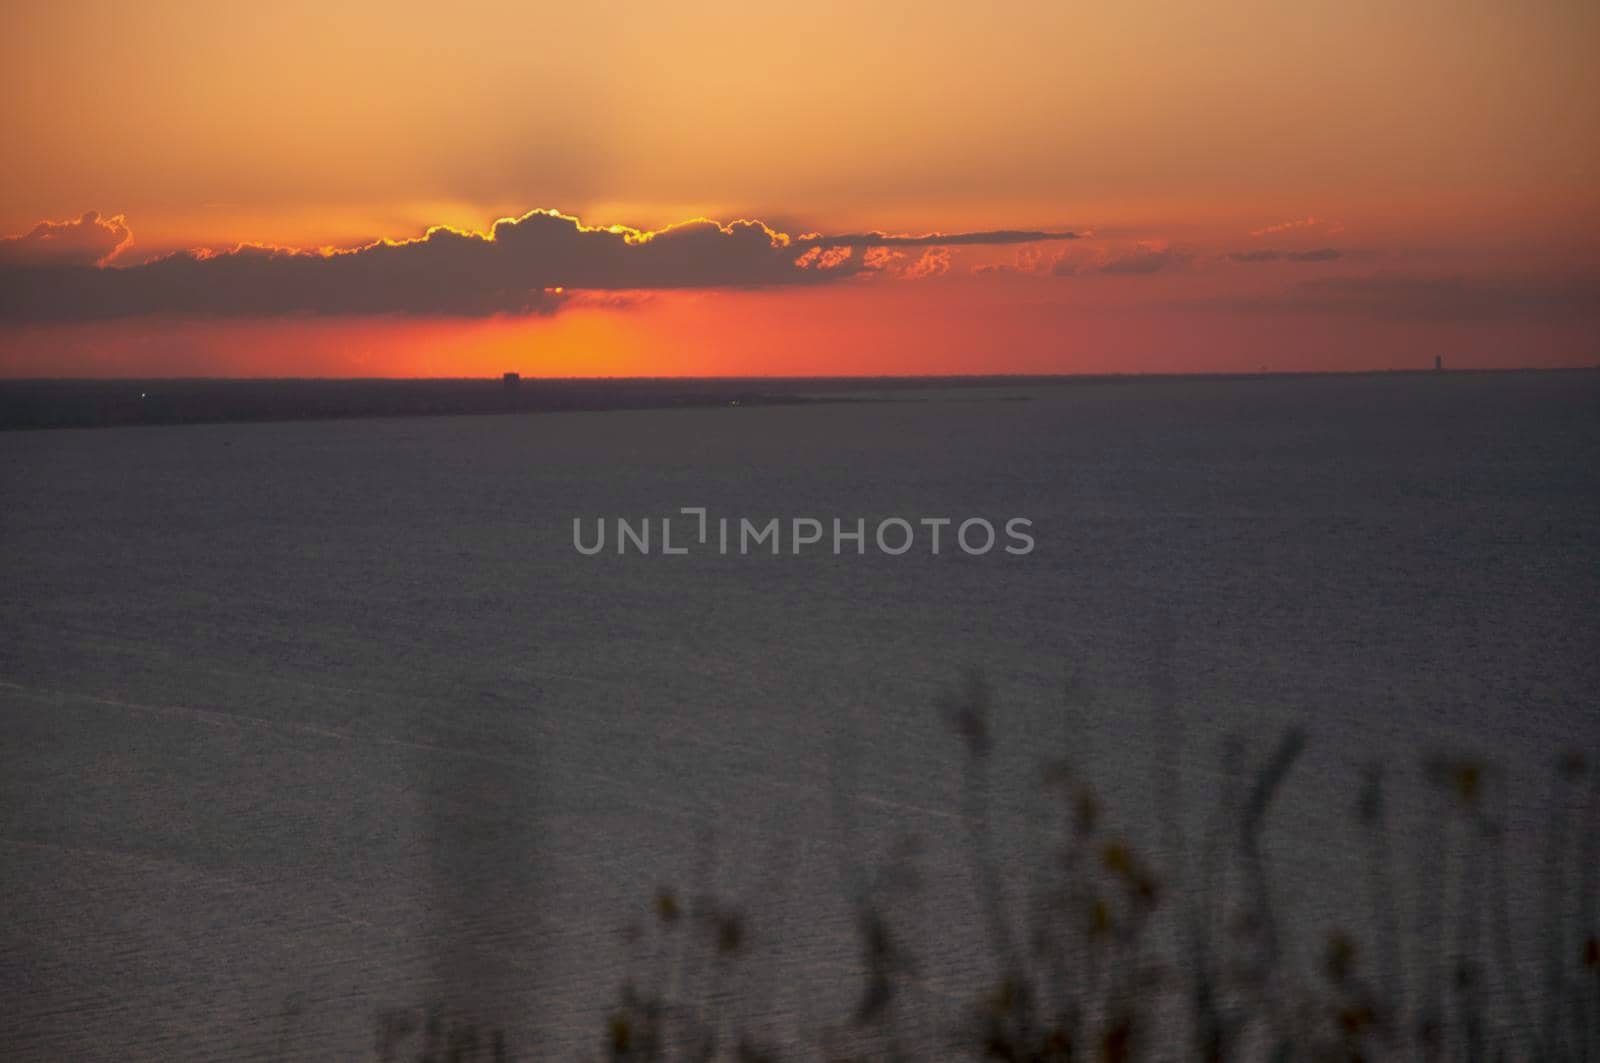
[2,0,1597,376]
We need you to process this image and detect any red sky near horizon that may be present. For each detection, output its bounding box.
[2,0,1597,377]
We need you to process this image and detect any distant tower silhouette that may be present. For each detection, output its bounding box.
[1434,355,1443,372]
[502,371,521,391]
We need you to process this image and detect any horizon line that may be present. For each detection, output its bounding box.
[3,365,1596,385]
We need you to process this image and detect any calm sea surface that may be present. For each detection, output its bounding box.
[3,372,1597,1059]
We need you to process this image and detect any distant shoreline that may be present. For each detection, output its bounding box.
[1,366,1593,431]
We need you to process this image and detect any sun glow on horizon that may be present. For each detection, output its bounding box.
[1,0,1596,375]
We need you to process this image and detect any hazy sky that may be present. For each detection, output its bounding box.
[2,0,1596,375]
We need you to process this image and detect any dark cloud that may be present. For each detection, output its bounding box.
[0,210,131,268]
[1226,247,1342,263]
[805,229,1080,249]
[0,210,1083,322]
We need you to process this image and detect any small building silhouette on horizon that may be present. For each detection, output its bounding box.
[502,372,521,391]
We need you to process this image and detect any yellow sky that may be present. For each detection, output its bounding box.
[5,0,1596,247]
[1,0,1597,374]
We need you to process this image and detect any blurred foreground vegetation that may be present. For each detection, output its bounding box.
[376,673,1598,1062]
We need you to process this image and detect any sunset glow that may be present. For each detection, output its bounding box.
[2,0,1597,375]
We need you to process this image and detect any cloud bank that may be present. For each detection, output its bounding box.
[0,211,132,269]
[0,210,1081,322]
